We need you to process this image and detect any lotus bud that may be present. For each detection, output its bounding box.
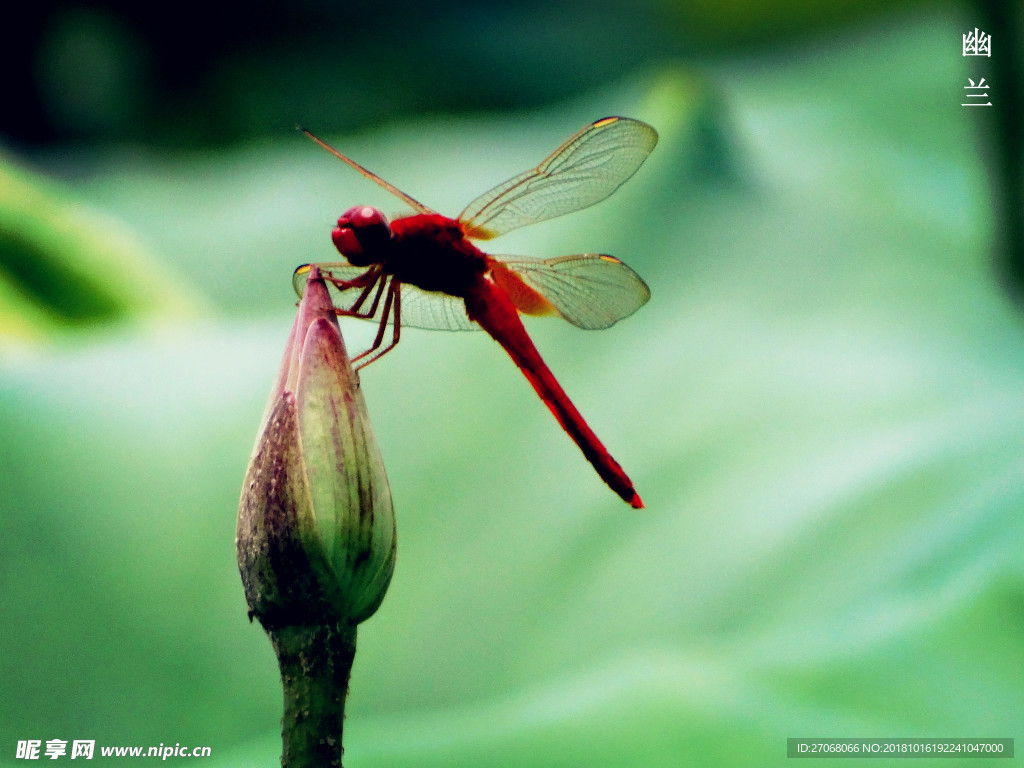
[236,266,396,630]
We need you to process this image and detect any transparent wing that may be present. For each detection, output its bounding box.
[492,253,651,330]
[458,116,658,240]
[302,130,435,215]
[293,261,368,295]
[294,262,479,332]
[397,284,479,331]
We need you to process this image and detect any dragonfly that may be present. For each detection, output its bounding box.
[294,116,657,508]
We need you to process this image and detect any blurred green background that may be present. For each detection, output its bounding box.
[2,1,1023,766]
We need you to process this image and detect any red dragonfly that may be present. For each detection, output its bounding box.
[295,116,656,508]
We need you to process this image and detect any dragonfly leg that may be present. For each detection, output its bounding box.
[318,265,376,293]
[341,271,387,320]
[322,266,386,321]
[353,280,402,370]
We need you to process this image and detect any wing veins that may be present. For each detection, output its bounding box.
[458,117,657,239]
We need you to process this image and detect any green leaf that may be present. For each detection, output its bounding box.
[0,152,207,338]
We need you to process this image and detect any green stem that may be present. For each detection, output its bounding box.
[270,622,358,768]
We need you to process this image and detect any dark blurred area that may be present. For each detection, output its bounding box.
[5,0,926,149]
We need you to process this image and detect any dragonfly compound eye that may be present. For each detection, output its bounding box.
[333,206,391,264]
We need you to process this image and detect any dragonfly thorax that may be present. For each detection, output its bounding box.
[332,205,392,266]
[387,213,487,296]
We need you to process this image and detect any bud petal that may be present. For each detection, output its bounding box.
[295,316,395,622]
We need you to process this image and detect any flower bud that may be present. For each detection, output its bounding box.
[237,267,396,629]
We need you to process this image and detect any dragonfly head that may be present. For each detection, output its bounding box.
[332,205,392,266]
